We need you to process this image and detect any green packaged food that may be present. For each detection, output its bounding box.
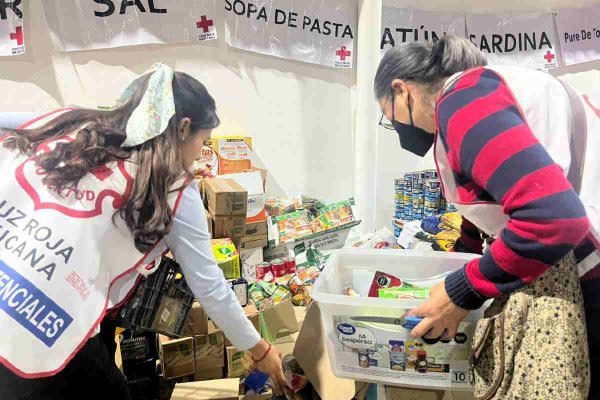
[378,287,430,299]
[257,281,278,297]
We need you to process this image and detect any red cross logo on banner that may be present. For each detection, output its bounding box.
[336,46,351,61]
[544,51,555,63]
[10,26,23,46]
[196,16,214,33]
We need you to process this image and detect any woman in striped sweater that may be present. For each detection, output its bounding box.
[375,35,599,399]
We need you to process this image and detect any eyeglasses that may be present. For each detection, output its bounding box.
[379,113,395,130]
[378,93,396,131]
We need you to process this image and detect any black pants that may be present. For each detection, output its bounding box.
[0,334,131,400]
[582,279,600,400]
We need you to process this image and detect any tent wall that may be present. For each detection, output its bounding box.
[0,0,356,204]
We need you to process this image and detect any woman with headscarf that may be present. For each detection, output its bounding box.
[0,64,286,400]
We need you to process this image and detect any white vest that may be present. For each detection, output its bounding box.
[0,110,184,377]
[435,66,600,277]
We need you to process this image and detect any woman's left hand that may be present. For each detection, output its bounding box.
[407,281,469,339]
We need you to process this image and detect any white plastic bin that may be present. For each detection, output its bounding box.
[311,248,484,391]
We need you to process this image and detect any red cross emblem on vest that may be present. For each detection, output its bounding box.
[336,46,351,61]
[10,26,23,46]
[544,51,555,63]
[196,16,214,33]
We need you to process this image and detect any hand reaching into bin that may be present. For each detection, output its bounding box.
[250,339,288,395]
[406,281,468,340]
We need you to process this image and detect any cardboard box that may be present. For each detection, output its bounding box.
[183,302,209,337]
[161,337,195,380]
[194,367,224,381]
[240,235,268,250]
[245,221,268,237]
[213,214,247,239]
[205,178,248,216]
[206,210,213,238]
[242,167,267,189]
[194,330,225,375]
[222,171,266,224]
[172,378,240,400]
[226,346,253,378]
[209,136,253,175]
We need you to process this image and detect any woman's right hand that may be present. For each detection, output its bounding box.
[250,340,287,395]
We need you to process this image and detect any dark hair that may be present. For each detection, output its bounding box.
[3,71,219,252]
[374,35,487,99]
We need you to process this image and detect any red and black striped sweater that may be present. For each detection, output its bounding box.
[437,68,592,310]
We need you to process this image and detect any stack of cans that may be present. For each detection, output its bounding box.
[424,179,441,217]
[394,178,404,221]
[393,170,454,229]
[403,175,414,222]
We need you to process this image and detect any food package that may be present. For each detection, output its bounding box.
[208,136,253,175]
[228,278,249,306]
[265,197,298,218]
[296,266,319,282]
[193,144,219,178]
[281,355,308,393]
[271,286,291,304]
[378,287,430,299]
[211,239,241,279]
[243,369,271,395]
[273,210,313,243]
[292,287,312,307]
[368,271,407,297]
[314,199,355,231]
[275,274,294,286]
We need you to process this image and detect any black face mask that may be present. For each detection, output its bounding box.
[391,94,434,157]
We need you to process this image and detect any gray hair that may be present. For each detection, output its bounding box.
[374,35,487,99]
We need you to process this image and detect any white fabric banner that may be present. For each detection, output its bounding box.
[0,0,25,56]
[380,8,465,58]
[555,6,600,66]
[42,0,218,52]
[466,13,559,71]
[224,0,357,69]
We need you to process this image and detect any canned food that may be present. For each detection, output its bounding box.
[271,259,286,278]
[255,262,272,281]
[284,257,297,275]
[358,351,370,368]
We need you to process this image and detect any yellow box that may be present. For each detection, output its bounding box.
[211,239,241,279]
